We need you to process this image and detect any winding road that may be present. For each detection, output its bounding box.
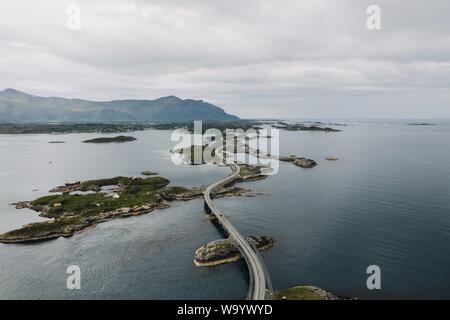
[203,145,271,300]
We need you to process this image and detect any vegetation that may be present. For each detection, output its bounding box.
[0,120,343,135]
[31,176,170,217]
[0,123,152,134]
[0,175,185,243]
[274,122,341,132]
[0,120,263,135]
[274,286,333,300]
[0,89,239,122]
[2,216,82,240]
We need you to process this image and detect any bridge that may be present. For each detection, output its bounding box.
[203,145,272,300]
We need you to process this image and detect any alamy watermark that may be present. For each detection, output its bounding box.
[366,265,381,290]
[66,5,82,30]
[66,265,81,290]
[170,121,280,175]
[367,5,382,30]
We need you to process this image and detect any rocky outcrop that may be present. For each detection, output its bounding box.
[273,122,341,132]
[235,165,268,182]
[171,144,216,165]
[194,236,274,267]
[292,158,317,168]
[160,186,251,201]
[279,155,317,168]
[82,136,137,143]
[49,181,82,193]
[141,171,158,176]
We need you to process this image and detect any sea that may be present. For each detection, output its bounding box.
[0,119,449,299]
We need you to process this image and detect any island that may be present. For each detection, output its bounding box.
[194,236,274,267]
[0,119,344,135]
[141,171,158,176]
[82,136,137,143]
[279,155,318,168]
[0,123,153,134]
[274,286,343,300]
[0,163,267,243]
[273,122,342,132]
[171,144,216,165]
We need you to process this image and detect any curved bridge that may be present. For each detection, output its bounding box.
[203,149,272,300]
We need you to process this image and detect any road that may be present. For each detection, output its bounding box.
[203,146,269,300]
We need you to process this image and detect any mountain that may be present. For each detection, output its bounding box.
[0,89,239,122]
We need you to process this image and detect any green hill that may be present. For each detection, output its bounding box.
[0,89,239,122]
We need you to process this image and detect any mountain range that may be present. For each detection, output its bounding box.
[0,89,239,122]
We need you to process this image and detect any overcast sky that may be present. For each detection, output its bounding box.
[1,0,449,119]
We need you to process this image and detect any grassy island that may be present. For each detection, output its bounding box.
[275,286,341,300]
[0,176,172,243]
[0,168,259,243]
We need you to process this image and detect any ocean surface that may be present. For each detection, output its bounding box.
[0,120,449,299]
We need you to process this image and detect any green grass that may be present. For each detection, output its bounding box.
[78,176,169,191]
[30,176,170,218]
[3,216,81,238]
[162,186,189,194]
[275,286,325,300]
[0,174,196,242]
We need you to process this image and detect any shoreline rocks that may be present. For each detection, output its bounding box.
[0,201,170,243]
[293,158,317,168]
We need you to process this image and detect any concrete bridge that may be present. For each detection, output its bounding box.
[203,148,272,300]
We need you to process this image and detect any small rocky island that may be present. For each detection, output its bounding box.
[83,135,137,143]
[279,155,318,168]
[194,236,274,267]
[273,122,342,132]
[171,144,216,165]
[141,171,158,176]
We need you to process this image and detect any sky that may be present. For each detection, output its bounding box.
[0,0,449,119]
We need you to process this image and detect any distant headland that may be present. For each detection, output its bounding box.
[0,88,239,122]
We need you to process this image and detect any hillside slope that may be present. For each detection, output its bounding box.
[0,89,239,122]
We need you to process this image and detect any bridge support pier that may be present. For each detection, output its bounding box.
[204,200,212,214]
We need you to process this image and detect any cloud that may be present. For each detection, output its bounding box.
[0,0,449,118]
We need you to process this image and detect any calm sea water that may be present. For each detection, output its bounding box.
[0,121,449,299]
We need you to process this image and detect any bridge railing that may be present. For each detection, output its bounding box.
[204,142,270,300]
[249,240,273,300]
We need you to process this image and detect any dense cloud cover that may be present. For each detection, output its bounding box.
[0,0,449,118]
